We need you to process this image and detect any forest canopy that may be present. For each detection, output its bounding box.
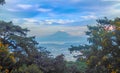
[69,17,120,73]
[0,17,120,73]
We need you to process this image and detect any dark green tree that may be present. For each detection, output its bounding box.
[85,17,120,73]
[0,41,16,73]
[0,0,5,5]
[0,21,47,71]
[69,17,120,73]
[11,64,43,73]
[0,21,35,62]
[66,61,87,73]
[53,54,66,73]
[0,20,82,73]
[69,45,90,60]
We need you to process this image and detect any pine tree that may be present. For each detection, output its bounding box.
[86,17,120,73]
[0,41,16,73]
[0,0,5,5]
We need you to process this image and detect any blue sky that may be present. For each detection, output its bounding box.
[1,0,120,37]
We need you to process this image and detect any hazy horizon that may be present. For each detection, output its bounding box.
[1,0,120,61]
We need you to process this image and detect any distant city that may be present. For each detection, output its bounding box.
[37,31,88,61]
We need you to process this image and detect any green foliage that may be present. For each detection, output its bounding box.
[0,20,49,73]
[68,17,120,73]
[53,54,66,73]
[69,45,89,53]
[86,17,120,73]
[0,20,75,73]
[0,0,5,5]
[11,64,43,73]
[66,61,87,73]
[0,21,40,67]
[68,45,90,59]
[0,41,16,73]
[36,54,67,73]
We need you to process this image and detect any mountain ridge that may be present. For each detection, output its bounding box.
[36,31,86,42]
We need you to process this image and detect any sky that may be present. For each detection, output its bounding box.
[1,0,120,37]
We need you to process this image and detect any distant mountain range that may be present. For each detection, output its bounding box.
[36,31,88,61]
[37,31,87,43]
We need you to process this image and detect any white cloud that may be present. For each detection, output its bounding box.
[80,15,97,20]
[7,8,20,12]
[6,0,20,4]
[43,19,76,24]
[7,4,35,12]
[98,3,120,18]
[7,4,52,12]
[37,8,52,12]
[16,18,77,25]
[20,23,87,37]
[17,4,33,10]
[23,18,38,23]
[13,18,87,37]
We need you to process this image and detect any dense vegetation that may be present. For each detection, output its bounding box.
[0,1,120,73]
[69,17,120,73]
[0,21,87,73]
[1,17,120,73]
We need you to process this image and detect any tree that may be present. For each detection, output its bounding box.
[0,20,76,73]
[0,21,54,73]
[66,61,87,73]
[53,54,66,73]
[11,64,43,73]
[0,21,40,66]
[0,0,5,5]
[86,17,120,73]
[34,54,67,73]
[69,45,90,60]
[0,41,16,73]
[68,17,120,73]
